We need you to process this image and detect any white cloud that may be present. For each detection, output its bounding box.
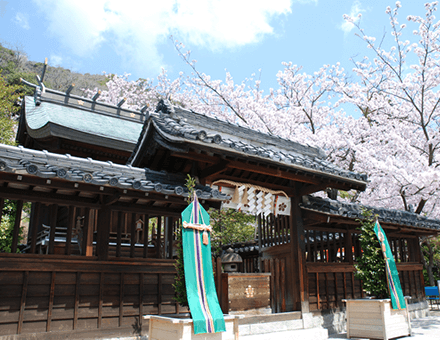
[13,12,30,29]
[32,0,292,75]
[49,54,63,66]
[340,1,365,35]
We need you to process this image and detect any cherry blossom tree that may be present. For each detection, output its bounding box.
[340,1,440,217]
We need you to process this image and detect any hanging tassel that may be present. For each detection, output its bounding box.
[203,230,209,245]
[231,186,240,204]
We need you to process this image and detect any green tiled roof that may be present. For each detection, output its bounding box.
[25,96,143,144]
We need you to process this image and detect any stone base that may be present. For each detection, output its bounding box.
[240,327,328,340]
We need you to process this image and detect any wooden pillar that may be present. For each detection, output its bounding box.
[345,229,354,264]
[289,185,309,313]
[48,204,58,255]
[97,206,111,261]
[65,206,75,256]
[11,200,24,253]
[83,208,94,256]
[30,202,41,254]
[257,214,263,273]
[166,217,174,259]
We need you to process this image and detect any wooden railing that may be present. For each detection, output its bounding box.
[0,254,185,338]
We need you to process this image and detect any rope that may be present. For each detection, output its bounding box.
[212,179,289,198]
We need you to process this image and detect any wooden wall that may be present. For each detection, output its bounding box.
[0,254,186,339]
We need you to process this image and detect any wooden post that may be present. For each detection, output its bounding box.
[97,206,111,261]
[143,214,150,258]
[47,271,56,331]
[289,186,309,313]
[345,229,354,264]
[48,204,58,255]
[83,208,93,256]
[216,257,222,303]
[65,206,75,255]
[11,200,24,253]
[30,202,41,254]
[130,213,136,258]
[167,217,174,259]
[116,211,123,258]
[17,271,29,334]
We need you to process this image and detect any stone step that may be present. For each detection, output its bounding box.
[240,327,329,340]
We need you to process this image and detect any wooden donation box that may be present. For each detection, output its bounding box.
[221,273,271,313]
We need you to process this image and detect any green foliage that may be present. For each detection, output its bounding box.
[185,174,196,204]
[354,209,388,298]
[172,224,188,307]
[208,208,256,257]
[421,236,440,285]
[0,200,24,253]
[0,73,21,145]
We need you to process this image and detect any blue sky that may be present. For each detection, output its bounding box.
[0,0,429,92]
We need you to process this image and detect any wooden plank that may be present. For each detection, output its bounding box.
[139,273,144,326]
[30,202,41,254]
[46,271,56,331]
[269,260,275,312]
[11,200,24,253]
[351,272,356,299]
[98,272,103,328]
[158,274,162,315]
[17,271,29,334]
[65,206,75,255]
[316,273,320,310]
[119,273,124,326]
[324,273,329,309]
[74,272,81,330]
[343,272,347,302]
[281,258,286,312]
[143,214,150,258]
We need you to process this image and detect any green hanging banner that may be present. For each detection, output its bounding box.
[374,221,406,310]
[181,194,225,334]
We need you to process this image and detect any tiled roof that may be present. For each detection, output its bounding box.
[0,144,228,201]
[24,97,143,148]
[130,100,368,185]
[301,195,440,231]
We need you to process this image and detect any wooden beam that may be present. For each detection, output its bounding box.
[212,176,295,195]
[171,151,366,190]
[200,160,229,180]
[0,185,101,208]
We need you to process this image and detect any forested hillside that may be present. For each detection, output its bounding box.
[0,43,108,96]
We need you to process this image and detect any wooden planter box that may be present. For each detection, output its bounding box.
[344,299,411,340]
[145,315,240,340]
